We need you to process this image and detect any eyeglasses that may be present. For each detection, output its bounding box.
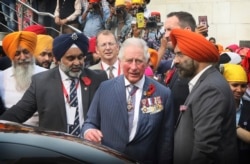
[98,42,116,48]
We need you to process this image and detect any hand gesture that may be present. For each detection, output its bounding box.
[84,128,103,144]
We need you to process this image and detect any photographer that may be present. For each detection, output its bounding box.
[131,0,151,18]
[80,0,110,37]
[145,12,164,51]
[105,0,132,43]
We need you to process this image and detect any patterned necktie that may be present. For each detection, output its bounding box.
[108,66,114,79]
[127,85,138,134]
[68,79,80,137]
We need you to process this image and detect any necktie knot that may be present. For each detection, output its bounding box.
[128,85,138,96]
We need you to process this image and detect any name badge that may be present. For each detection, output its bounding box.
[66,103,77,125]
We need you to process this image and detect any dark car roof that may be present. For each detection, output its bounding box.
[0,120,138,163]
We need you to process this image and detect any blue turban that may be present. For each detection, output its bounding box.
[53,33,89,61]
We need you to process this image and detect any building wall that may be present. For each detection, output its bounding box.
[148,0,250,49]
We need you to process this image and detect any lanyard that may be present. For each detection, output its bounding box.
[62,80,80,104]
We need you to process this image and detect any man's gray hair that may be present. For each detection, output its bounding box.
[119,38,149,62]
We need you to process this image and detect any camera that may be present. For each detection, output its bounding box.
[115,6,126,15]
[92,2,100,10]
[146,16,163,29]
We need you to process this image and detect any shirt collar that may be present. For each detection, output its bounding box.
[101,59,119,71]
[188,65,212,92]
[124,75,145,90]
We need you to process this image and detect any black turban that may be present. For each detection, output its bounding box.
[53,33,89,61]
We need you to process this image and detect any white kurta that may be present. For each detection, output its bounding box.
[1,65,47,126]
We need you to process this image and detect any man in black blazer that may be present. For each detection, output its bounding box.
[0,33,108,137]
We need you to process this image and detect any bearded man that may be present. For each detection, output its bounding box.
[34,34,54,69]
[0,33,108,137]
[0,31,47,125]
[171,29,238,164]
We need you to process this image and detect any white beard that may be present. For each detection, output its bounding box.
[13,60,34,91]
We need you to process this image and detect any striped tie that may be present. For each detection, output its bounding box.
[108,66,114,79]
[68,79,80,137]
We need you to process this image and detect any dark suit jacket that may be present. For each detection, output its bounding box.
[83,75,174,164]
[174,66,238,164]
[168,70,189,124]
[238,99,250,164]
[0,67,107,132]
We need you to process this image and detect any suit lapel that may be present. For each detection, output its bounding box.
[114,76,128,125]
[175,66,217,128]
[132,78,150,141]
[53,68,68,128]
[79,71,90,118]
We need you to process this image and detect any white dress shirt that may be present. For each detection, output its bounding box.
[59,67,84,131]
[124,75,145,141]
[101,59,120,78]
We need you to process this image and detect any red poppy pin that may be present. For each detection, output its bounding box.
[82,76,91,86]
[144,84,156,97]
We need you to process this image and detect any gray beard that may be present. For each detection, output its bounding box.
[59,62,82,78]
[13,60,34,91]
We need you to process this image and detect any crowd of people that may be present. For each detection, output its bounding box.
[0,0,250,164]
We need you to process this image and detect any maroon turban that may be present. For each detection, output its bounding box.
[170,29,219,62]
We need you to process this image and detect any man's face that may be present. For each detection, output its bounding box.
[58,47,85,78]
[173,45,198,78]
[13,46,33,68]
[35,50,53,69]
[13,46,34,91]
[121,45,147,84]
[96,34,119,62]
[164,16,182,50]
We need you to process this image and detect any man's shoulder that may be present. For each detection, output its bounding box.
[83,68,108,81]
[32,67,59,79]
[88,62,102,70]
[146,77,170,91]
[34,65,48,74]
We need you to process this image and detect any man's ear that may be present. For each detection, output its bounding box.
[184,26,192,31]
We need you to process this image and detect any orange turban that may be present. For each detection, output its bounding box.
[170,29,219,62]
[2,31,37,60]
[148,48,158,69]
[34,34,53,57]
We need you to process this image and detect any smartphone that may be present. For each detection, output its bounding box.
[198,16,208,27]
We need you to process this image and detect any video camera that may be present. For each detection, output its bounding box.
[146,16,163,29]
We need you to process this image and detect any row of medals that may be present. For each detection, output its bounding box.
[127,96,163,114]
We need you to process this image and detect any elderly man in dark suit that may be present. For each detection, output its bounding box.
[171,29,238,164]
[0,33,108,137]
[82,37,174,163]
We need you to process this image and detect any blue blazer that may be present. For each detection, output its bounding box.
[83,75,174,164]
